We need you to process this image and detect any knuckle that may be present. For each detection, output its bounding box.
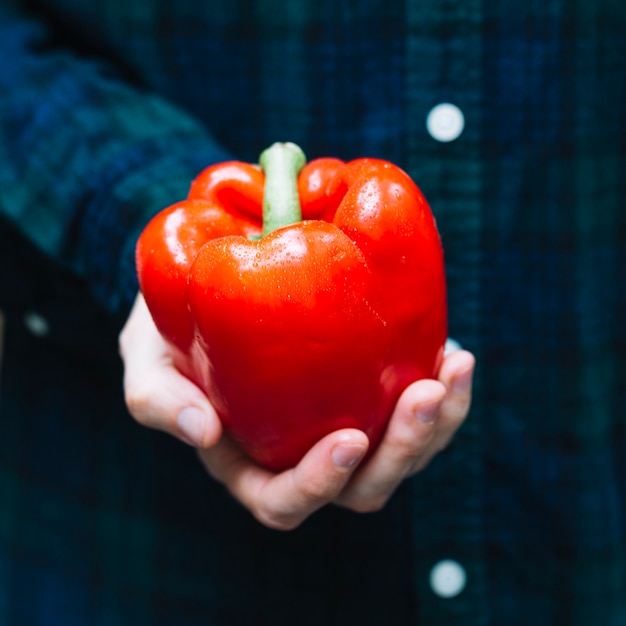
[348,495,389,514]
[437,410,467,442]
[394,419,437,449]
[385,432,430,468]
[124,386,153,425]
[254,506,302,532]
[394,447,426,469]
[118,324,135,360]
[292,464,345,505]
[117,329,128,356]
[298,477,333,504]
[443,394,473,423]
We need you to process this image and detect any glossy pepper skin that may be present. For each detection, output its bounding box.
[136,143,447,471]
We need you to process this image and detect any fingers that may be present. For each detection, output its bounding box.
[434,349,476,450]
[122,295,475,529]
[120,294,222,448]
[199,429,369,531]
[333,379,445,512]
[335,349,475,512]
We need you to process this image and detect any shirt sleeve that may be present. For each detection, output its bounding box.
[0,2,233,316]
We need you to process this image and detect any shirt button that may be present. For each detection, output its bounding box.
[23,311,50,337]
[426,103,465,142]
[429,559,467,598]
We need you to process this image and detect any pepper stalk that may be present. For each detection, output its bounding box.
[255,142,307,238]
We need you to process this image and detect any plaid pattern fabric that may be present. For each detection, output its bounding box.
[0,0,625,624]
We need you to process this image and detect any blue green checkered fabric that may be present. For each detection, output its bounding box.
[0,0,625,624]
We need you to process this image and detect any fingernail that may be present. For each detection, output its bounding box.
[177,407,206,447]
[444,337,463,356]
[452,367,474,394]
[332,443,367,470]
[415,403,438,425]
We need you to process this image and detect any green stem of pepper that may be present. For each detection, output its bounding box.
[256,142,307,238]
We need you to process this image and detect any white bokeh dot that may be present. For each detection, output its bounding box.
[429,559,467,598]
[23,311,50,337]
[426,103,465,142]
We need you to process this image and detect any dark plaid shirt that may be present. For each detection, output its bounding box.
[1,0,625,624]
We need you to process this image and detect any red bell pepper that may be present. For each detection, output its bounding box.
[136,143,447,471]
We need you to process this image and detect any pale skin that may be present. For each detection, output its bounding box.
[120,293,475,531]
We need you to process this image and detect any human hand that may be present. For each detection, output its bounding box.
[120,293,475,530]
